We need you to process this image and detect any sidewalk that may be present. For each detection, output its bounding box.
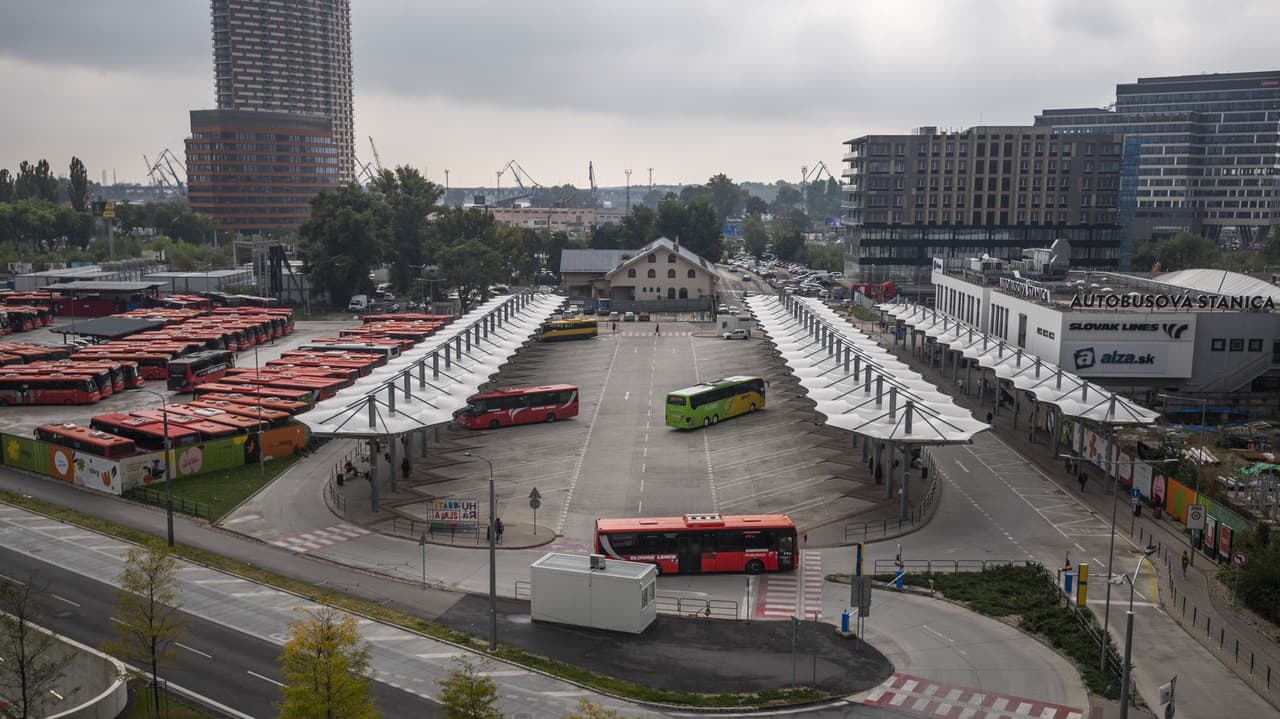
[860,318,1280,716]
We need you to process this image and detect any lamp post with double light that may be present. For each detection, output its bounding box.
[134,388,174,547]
[465,451,497,651]
[1110,546,1158,719]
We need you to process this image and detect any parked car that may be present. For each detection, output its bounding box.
[722,328,750,340]
[608,311,620,321]
[717,304,730,314]
[623,311,637,322]
[637,311,651,321]
[742,274,752,281]
[728,306,741,315]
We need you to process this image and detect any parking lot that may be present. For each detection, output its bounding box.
[420,317,884,545]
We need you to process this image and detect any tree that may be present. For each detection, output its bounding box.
[0,169,14,203]
[562,697,622,719]
[68,157,88,212]
[681,198,724,263]
[744,194,768,216]
[0,572,76,719]
[435,656,501,719]
[705,173,743,223]
[277,606,377,719]
[742,214,769,259]
[440,239,504,312]
[773,230,806,262]
[771,183,803,213]
[373,166,443,293]
[103,543,187,718]
[1156,232,1218,270]
[298,184,388,304]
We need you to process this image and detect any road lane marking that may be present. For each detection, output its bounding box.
[176,642,212,659]
[556,327,624,535]
[624,391,629,400]
[247,670,284,687]
[50,594,80,607]
[0,573,26,585]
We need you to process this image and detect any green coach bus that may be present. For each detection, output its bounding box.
[665,376,766,429]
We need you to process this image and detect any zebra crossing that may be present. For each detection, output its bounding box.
[754,550,823,619]
[862,674,1084,719]
[267,524,370,553]
[604,331,696,337]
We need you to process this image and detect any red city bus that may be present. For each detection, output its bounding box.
[167,350,235,392]
[90,413,201,450]
[189,399,294,427]
[226,365,359,386]
[267,357,375,378]
[192,383,316,407]
[72,352,169,381]
[194,391,311,415]
[57,359,143,389]
[251,375,345,401]
[594,513,797,575]
[453,384,579,430]
[277,351,383,373]
[0,365,115,397]
[34,423,140,459]
[130,410,241,442]
[0,373,102,405]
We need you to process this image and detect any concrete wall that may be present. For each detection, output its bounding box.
[0,618,127,719]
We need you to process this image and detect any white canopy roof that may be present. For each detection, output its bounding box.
[877,300,1160,426]
[297,293,560,438]
[749,296,987,444]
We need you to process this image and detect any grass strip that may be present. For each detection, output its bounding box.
[123,455,302,522]
[1,488,830,709]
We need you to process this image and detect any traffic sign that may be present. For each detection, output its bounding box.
[1130,487,1141,498]
[1232,551,1248,567]
[528,487,542,510]
[1186,504,1206,531]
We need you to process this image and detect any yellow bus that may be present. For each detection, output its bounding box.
[534,317,599,342]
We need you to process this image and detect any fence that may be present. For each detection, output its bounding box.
[1161,555,1280,706]
[324,476,346,518]
[514,581,739,620]
[125,486,214,524]
[390,516,483,544]
[844,449,941,543]
[871,558,1036,575]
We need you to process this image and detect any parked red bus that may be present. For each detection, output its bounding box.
[226,365,359,386]
[453,384,579,430]
[192,383,316,407]
[130,409,241,442]
[161,404,268,433]
[167,349,236,392]
[34,423,140,459]
[71,352,169,381]
[0,365,115,397]
[249,375,345,401]
[266,356,375,378]
[194,391,311,415]
[90,413,201,450]
[594,513,797,575]
[0,374,102,405]
[188,399,294,427]
[56,359,142,389]
[277,350,383,372]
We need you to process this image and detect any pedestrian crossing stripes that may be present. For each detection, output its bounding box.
[862,674,1083,719]
[606,331,695,337]
[268,524,370,553]
[754,550,822,620]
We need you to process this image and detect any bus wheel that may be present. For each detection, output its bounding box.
[545,413,556,423]
[745,559,764,574]
[63,399,74,406]
[702,417,711,428]
[748,403,757,413]
[489,420,500,429]
[711,415,719,425]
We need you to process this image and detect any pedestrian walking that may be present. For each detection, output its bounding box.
[495,517,505,545]
[1181,550,1189,577]
[654,323,660,334]
[1078,471,1088,493]
[611,321,617,332]
[985,411,994,424]
[401,456,411,480]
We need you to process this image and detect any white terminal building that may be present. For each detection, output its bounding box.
[929,241,1280,397]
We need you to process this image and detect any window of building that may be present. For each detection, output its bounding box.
[648,253,656,262]
[687,269,696,278]
[679,288,688,299]
[627,268,636,278]
[647,268,656,278]
[667,268,676,278]
[667,253,676,262]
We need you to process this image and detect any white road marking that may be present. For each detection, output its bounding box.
[176,642,213,658]
[50,594,80,607]
[0,573,26,585]
[247,670,284,687]
[624,391,630,400]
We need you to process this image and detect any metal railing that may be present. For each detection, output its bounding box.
[844,449,941,543]
[513,581,739,620]
[872,558,1036,574]
[390,516,483,544]
[324,476,347,518]
[125,486,213,523]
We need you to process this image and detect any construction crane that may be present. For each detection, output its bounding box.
[588,161,598,206]
[143,149,187,196]
[800,161,836,208]
[495,160,543,206]
[369,137,384,173]
[354,154,378,186]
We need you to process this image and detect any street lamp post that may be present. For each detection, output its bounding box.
[1111,547,1157,719]
[1158,393,1207,563]
[253,341,265,485]
[465,451,497,651]
[135,388,174,546]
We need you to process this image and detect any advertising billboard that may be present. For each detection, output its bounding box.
[427,497,480,528]
[1059,313,1195,378]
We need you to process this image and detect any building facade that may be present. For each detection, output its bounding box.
[188,0,353,234]
[488,207,627,239]
[559,237,719,310]
[1036,70,1280,245]
[841,126,1124,284]
[929,260,1280,394]
[185,109,341,233]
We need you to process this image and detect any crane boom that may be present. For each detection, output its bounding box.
[369,137,383,172]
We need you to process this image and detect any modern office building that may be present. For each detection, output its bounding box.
[186,0,354,234]
[841,126,1124,285]
[1036,70,1280,245]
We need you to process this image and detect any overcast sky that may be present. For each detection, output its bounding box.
[2,1,1278,190]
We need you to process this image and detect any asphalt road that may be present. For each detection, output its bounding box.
[0,546,438,719]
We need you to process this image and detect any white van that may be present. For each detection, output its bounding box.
[347,294,369,312]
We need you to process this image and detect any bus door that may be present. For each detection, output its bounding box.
[677,533,702,574]
[778,532,795,571]
[701,532,721,572]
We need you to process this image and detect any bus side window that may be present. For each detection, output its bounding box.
[745,530,774,550]
[609,533,637,550]
[717,531,745,552]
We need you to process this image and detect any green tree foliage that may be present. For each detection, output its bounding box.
[373,166,443,293]
[742,214,769,259]
[0,572,75,719]
[562,697,623,719]
[772,230,806,262]
[1231,524,1280,623]
[440,239,504,311]
[805,177,842,221]
[0,169,13,203]
[68,157,88,212]
[744,194,768,216]
[705,173,743,222]
[771,183,803,214]
[103,543,188,718]
[14,161,57,202]
[775,207,811,238]
[277,606,378,719]
[1155,232,1219,271]
[681,198,723,262]
[530,183,595,209]
[806,242,845,272]
[298,183,388,304]
[435,656,501,719]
